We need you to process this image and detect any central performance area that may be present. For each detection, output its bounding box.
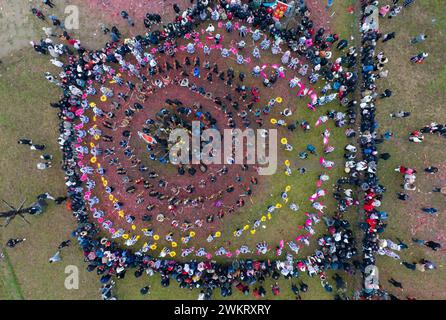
[86,82,264,249]
[73,12,353,261]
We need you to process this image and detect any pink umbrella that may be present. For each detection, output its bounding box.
[138,131,157,145]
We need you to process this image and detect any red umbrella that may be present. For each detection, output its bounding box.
[138,131,157,144]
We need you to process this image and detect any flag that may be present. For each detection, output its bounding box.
[273,1,289,19]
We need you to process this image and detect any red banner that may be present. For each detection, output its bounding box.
[273,1,289,19]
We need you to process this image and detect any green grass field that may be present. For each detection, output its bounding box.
[370,0,446,299]
[0,0,445,300]
[0,48,345,300]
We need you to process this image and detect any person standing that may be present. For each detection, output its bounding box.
[120,11,135,27]
[424,166,438,174]
[37,162,52,170]
[410,52,428,64]
[382,32,396,42]
[140,285,151,295]
[43,0,55,8]
[58,240,71,249]
[424,241,442,251]
[401,261,416,270]
[49,251,62,263]
[18,139,32,145]
[31,8,45,20]
[381,89,392,99]
[6,238,26,248]
[410,33,428,44]
[388,278,403,289]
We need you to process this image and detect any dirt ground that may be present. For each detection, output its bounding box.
[79,16,351,258]
[2,0,445,301]
[87,78,262,243]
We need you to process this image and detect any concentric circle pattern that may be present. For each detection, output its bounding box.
[58,2,359,290]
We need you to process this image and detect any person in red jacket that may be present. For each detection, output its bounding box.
[271,282,280,296]
[252,287,261,298]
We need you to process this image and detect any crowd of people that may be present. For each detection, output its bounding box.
[2,0,440,301]
[358,3,391,294]
[23,0,365,299]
